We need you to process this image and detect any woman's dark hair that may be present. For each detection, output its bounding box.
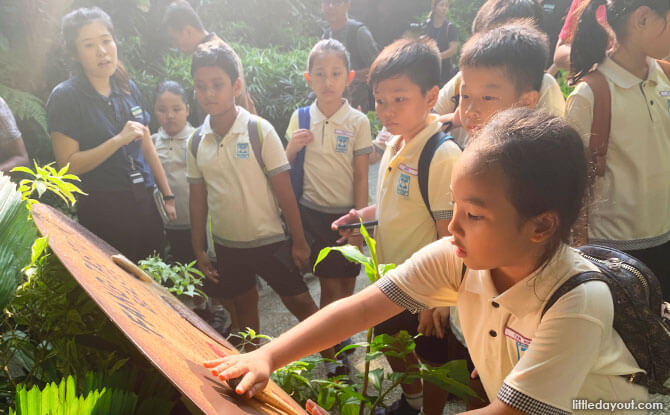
[155,80,189,106]
[571,0,670,81]
[307,39,351,72]
[472,0,544,34]
[162,1,205,32]
[469,108,587,264]
[61,7,130,94]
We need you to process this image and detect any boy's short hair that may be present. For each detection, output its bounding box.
[162,1,205,32]
[459,21,548,94]
[471,0,543,34]
[191,46,239,83]
[368,37,440,94]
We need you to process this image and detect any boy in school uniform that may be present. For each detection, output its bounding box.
[186,46,328,351]
[333,37,465,415]
[162,0,256,115]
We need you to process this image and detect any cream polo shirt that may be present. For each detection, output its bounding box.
[375,115,461,264]
[377,240,647,414]
[566,57,670,250]
[186,107,289,248]
[285,100,373,213]
[153,124,195,229]
[434,72,566,148]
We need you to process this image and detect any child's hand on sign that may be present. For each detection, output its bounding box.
[204,350,272,399]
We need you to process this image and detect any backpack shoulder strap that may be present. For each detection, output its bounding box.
[541,271,605,318]
[656,59,670,80]
[189,126,204,159]
[418,130,451,221]
[298,106,310,130]
[247,116,266,174]
[580,70,611,179]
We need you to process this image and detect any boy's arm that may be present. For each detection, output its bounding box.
[205,284,403,398]
[353,153,369,210]
[269,170,310,270]
[189,181,218,282]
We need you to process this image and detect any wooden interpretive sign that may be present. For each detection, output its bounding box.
[31,203,307,415]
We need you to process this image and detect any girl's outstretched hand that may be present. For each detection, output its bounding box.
[203,350,272,399]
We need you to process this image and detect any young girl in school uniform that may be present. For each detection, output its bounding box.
[284,39,372,372]
[205,108,647,415]
[152,80,196,264]
[566,0,670,302]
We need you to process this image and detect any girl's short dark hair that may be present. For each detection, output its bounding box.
[191,46,239,83]
[571,0,670,81]
[472,0,544,34]
[459,21,549,94]
[470,108,587,263]
[307,39,351,72]
[61,7,130,94]
[155,80,188,106]
[368,37,441,94]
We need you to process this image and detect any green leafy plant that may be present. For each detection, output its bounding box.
[138,254,206,299]
[228,328,273,352]
[12,162,86,210]
[556,69,575,99]
[314,222,478,413]
[10,370,175,415]
[0,174,36,310]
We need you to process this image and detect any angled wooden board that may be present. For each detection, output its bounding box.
[31,203,307,415]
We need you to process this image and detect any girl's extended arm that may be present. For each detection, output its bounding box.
[269,170,310,270]
[205,284,403,398]
[51,121,144,175]
[140,128,176,221]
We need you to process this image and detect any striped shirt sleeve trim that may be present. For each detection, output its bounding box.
[354,146,374,156]
[433,210,453,221]
[497,383,569,415]
[375,277,428,314]
[267,163,291,177]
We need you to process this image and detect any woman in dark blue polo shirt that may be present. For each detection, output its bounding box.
[47,7,176,262]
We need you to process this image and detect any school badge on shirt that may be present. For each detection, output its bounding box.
[659,90,670,114]
[237,143,249,159]
[397,173,410,197]
[131,106,144,121]
[336,136,350,153]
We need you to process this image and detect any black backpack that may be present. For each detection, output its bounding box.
[542,245,670,394]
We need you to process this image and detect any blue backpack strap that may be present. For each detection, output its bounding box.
[418,128,453,221]
[247,116,266,174]
[189,126,204,159]
[290,106,310,200]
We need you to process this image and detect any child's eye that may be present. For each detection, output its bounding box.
[460,94,470,100]
[394,97,406,103]
[483,96,497,101]
[376,99,384,105]
[467,213,483,220]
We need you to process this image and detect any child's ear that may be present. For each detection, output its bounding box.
[233,78,243,98]
[528,211,559,244]
[518,89,540,109]
[426,85,440,108]
[347,70,356,83]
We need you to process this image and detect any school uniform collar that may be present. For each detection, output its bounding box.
[156,123,194,141]
[598,56,656,89]
[388,114,442,158]
[201,106,249,141]
[73,73,123,99]
[309,99,351,125]
[466,244,575,318]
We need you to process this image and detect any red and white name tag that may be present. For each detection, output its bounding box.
[335,129,353,137]
[504,327,532,346]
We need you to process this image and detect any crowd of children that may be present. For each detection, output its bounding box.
[38,0,670,414]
